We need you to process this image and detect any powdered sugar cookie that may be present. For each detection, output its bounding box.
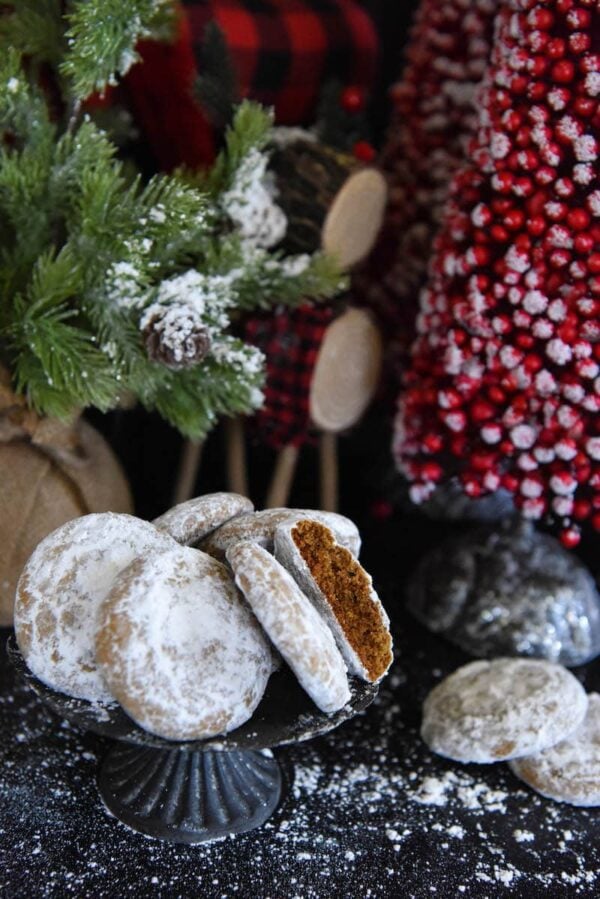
[421,658,588,764]
[509,693,600,806]
[14,513,178,703]
[202,508,361,561]
[96,546,275,740]
[153,492,253,545]
[274,519,392,683]
[226,541,350,714]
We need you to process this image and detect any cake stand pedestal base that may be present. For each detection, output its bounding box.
[99,743,282,843]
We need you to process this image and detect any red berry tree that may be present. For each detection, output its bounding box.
[358,0,495,373]
[395,0,600,548]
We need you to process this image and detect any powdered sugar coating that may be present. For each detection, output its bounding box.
[152,492,253,545]
[274,521,391,683]
[202,508,360,561]
[96,546,275,740]
[14,514,178,703]
[509,694,600,807]
[227,541,350,714]
[421,658,588,764]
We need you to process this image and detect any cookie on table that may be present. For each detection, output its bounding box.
[226,541,351,714]
[274,519,392,684]
[421,658,588,764]
[509,693,600,806]
[14,513,178,703]
[96,546,275,740]
[202,508,361,561]
[153,492,253,545]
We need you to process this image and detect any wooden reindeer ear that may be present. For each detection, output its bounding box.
[310,307,382,434]
[321,168,387,270]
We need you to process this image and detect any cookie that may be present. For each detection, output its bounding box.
[153,492,253,545]
[226,541,350,714]
[14,513,178,703]
[274,519,392,683]
[421,658,588,764]
[96,546,275,740]
[509,693,600,806]
[201,508,361,561]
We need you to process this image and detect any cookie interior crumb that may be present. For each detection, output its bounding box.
[291,520,392,682]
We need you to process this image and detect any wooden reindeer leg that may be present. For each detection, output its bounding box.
[265,444,300,509]
[225,417,248,497]
[319,432,338,512]
[173,439,204,505]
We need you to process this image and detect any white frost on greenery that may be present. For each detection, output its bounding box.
[270,126,316,147]
[142,270,234,338]
[211,339,265,378]
[222,148,287,249]
[105,261,145,309]
[135,270,265,388]
[140,302,207,367]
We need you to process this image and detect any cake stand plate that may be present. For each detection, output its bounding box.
[8,637,377,843]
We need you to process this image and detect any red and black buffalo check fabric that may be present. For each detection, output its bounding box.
[123,1,377,171]
[244,304,335,449]
[184,0,378,125]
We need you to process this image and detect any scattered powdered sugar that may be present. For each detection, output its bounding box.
[406,770,509,812]
[2,610,600,897]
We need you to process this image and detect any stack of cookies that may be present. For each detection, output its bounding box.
[421,658,600,808]
[14,493,392,741]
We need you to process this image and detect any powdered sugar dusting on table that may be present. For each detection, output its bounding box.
[2,613,599,898]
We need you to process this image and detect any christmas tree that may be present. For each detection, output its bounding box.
[0,1,342,439]
[395,0,600,547]
[359,0,495,372]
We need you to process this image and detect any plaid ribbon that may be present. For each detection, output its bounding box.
[244,304,335,449]
[183,0,378,125]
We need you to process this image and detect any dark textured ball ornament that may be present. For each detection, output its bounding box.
[407,519,600,667]
[420,479,516,523]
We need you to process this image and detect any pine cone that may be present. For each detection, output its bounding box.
[142,304,211,370]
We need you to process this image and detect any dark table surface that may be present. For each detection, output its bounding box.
[2,501,600,899]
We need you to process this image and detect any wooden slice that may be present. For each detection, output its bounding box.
[271,141,387,270]
[322,168,387,270]
[309,308,382,433]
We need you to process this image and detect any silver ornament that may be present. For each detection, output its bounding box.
[408,519,600,666]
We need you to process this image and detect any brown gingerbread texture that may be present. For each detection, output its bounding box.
[275,519,392,683]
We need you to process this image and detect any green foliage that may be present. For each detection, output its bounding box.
[0,3,344,438]
[61,0,174,99]
[201,101,273,196]
[0,1,64,67]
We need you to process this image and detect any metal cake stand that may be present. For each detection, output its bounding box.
[8,637,377,844]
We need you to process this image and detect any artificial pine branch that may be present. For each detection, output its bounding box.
[0,3,344,438]
[60,0,174,99]
[0,1,64,67]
